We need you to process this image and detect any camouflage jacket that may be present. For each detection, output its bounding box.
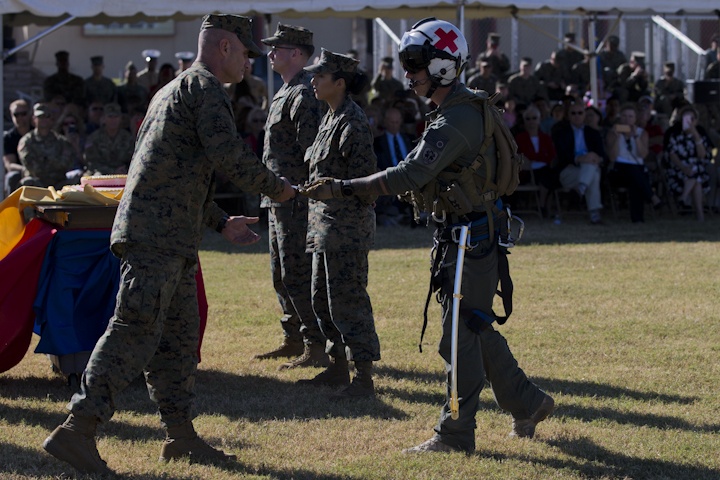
[84,128,135,174]
[17,130,76,187]
[305,95,377,252]
[111,62,285,259]
[260,69,323,208]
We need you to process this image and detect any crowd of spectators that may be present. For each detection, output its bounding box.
[5,35,720,223]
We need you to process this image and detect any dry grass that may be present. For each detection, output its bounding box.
[1,213,719,479]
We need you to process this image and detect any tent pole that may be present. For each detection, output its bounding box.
[589,15,599,106]
[3,16,76,61]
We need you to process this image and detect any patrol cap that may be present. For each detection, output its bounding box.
[175,51,195,62]
[90,55,103,66]
[488,33,500,44]
[55,50,69,61]
[142,49,161,61]
[664,61,675,70]
[381,56,394,68]
[631,51,646,61]
[564,32,576,41]
[33,103,51,117]
[262,23,314,56]
[304,48,359,75]
[608,35,620,45]
[103,103,122,116]
[200,14,262,58]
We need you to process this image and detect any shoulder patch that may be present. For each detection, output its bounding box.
[420,129,448,165]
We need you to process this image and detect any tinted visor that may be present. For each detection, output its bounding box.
[399,44,432,74]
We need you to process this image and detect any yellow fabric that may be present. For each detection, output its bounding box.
[0,186,123,261]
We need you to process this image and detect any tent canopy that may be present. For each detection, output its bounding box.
[1,0,718,26]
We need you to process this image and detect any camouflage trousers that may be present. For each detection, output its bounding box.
[311,251,380,362]
[69,244,200,429]
[268,204,324,345]
[432,236,547,451]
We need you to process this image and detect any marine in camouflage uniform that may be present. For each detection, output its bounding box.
[84,56,118,105]
[83,103,134,174]
[17,103,76,188]
[301,18,553,453]
[252,24,327,368]
[42,14,295,475]
[43,50,85,106]
[297,49,380,399]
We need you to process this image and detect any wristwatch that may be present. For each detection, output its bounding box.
[216,214,230,233]
[341,180,354,197]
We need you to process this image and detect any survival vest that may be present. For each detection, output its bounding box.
[409,89,524,227]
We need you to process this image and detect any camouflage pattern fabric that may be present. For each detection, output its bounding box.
[304,95,377,252]
[261,69,322,208]
[84,76,118,105]
[304,94,378,362]
[507,73,543,107]
[68,244,200,428]
[83,128,135,174]
[311,251,380,362]
[268,202,323,344]
[305,49,359,75]
[262,23,314,51]
[262,68,324,344]
[111,63,285,259]
[17,130,76,188]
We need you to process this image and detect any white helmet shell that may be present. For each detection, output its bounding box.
[399,17,470,86]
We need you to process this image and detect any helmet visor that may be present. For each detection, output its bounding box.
[399,44,431,74]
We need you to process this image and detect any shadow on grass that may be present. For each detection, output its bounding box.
[534,376,698,404]
[545,435,720,480]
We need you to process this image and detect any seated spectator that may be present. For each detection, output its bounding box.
[241,107,266,158]
[606,103,663,222]
[54,105,86,168]
[373,107,414,226]
[83,103,134,175]
[17,103,79,189]
[514,105,558,216]
[637,96,665,189]
[508,57,542,107]
[664,105,713,221]
[4,99,33,195]
[551,101,606,224]
[85,100,105,135]
[467,59,498,94]
[654,62,684,115]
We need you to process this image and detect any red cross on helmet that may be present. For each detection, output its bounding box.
[399,17,470,86]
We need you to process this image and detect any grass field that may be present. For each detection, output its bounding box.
[1,213,719,479]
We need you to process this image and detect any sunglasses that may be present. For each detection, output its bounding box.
[13,111,29,117]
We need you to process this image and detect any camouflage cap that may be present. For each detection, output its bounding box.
[304,48,359,75]
[201,14,262,58]
[103,103,122,116]
[91,55,103,66]
[33,103,51,117]
[262,23,314,55]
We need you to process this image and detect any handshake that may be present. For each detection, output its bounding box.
[295,177,349,200]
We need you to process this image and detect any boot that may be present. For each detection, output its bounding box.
[510,393,555,438]
[330,361,375,400]
[278,343,329,370]
[42,413,112,475]
[252,337,303,360]
[296,355,350,387]
[160,421,236,462]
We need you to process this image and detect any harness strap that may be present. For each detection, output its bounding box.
[495,247,513,324]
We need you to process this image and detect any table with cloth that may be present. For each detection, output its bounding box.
[0,186,208,377]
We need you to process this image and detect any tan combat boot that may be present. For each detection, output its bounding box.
[296,355,350,387]
[330,361,375,400]
[159,421,236,462]
[278,342,330,370]
[42,413,112,475]
[252,337,303,360]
